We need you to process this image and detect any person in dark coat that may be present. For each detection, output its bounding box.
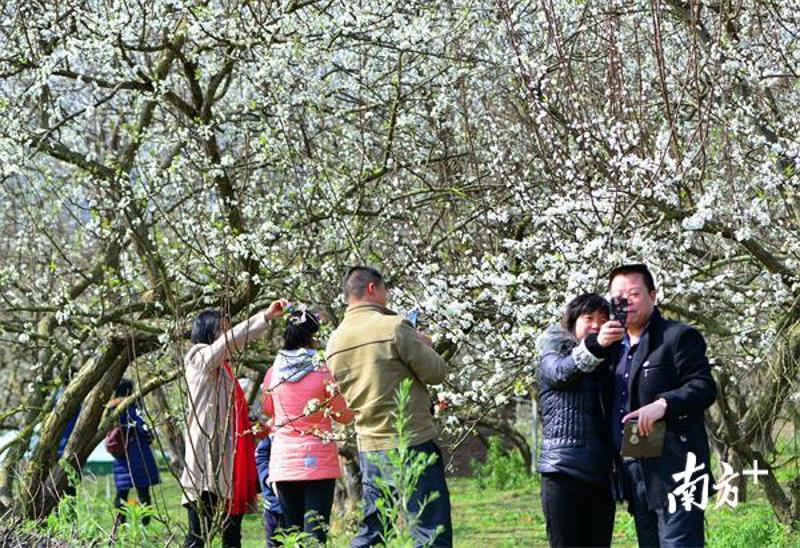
[56,404,80,498]
[255,435,284,547]
[110,378,160,526]
[56,411,79,460]
[536,293,620,547]
[592,264,717,547]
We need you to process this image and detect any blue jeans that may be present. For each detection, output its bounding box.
[624,460,705,547]
[353,440,453,547]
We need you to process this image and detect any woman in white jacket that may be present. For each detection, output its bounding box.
[181,299,287,548]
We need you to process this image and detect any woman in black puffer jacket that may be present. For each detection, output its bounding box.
[536,293,617,547]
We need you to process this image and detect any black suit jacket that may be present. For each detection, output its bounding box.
[610,307,717,510]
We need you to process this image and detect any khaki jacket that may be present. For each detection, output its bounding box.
[180,312,268,505]
[325,304,447,452]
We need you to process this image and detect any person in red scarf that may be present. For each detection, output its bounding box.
[181,299,287,548]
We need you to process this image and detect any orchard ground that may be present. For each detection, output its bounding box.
[25,467,798,547]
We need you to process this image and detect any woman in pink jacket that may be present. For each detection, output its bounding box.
[262,308,354,543]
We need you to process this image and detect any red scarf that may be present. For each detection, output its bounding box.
[223,361,259,515]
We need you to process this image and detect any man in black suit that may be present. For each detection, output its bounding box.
[590,264,717,547]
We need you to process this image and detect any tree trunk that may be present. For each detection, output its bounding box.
[25,345,132,518]
[710,319,800,527]
[150,385,186,479]
[22,334,161,519]
[336,443,362,516]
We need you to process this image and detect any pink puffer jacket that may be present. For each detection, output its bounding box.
[263,348,354,482]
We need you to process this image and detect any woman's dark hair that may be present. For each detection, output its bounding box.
[114,378,134,398]
[284,310,320,350]
[191,310,223,345]
[561,293,610,334]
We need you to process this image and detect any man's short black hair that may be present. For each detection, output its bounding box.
[342,266,384,300]
[608,263,656,292]
[562,293,610,334]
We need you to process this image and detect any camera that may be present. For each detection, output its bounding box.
[609,296,628,329]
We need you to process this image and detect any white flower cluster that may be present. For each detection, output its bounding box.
[0,0,798,457]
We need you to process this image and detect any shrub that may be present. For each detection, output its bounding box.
[471,437,530,490]
[368,378,445,547]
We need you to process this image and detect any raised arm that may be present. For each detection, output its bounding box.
[394,320,447,385]
[536,326,604,389]
[190,299,288,373]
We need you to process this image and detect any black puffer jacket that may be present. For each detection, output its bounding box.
[536,325,612,486]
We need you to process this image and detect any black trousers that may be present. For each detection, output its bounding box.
[114,486,152,525]
[184,491,244,548]
[540,472,615,547]
[275,479,336,543]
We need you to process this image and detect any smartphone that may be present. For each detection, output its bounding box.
[406,307,420,328]
[609,296,628,329]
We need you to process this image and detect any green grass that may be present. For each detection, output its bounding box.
[21,471,800,547]
[450,477,544,546]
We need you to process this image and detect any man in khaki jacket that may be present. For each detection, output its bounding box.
[326,266,452,547]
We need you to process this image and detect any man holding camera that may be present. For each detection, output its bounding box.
[588,264,717,547]
[325,266,452,547]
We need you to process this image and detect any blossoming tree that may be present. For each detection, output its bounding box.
[0,0,798,525]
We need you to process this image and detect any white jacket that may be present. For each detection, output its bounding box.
[180,311,268,505]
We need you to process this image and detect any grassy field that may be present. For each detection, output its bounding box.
[24,470,798,547]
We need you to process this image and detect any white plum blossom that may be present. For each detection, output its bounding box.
[303,398,321,416]
[0,0,798,522]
